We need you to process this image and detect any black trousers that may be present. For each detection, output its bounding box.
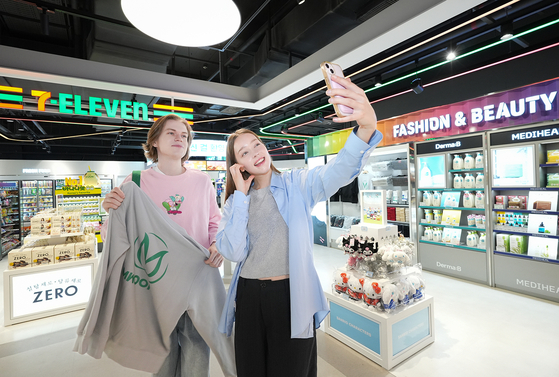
[235,277,317,377]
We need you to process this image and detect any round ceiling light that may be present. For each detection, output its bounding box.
[121,0,241,47]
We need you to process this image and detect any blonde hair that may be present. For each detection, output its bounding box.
[142,114,194,163]
[224,129,280,202]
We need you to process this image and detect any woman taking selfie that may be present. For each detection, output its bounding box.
[216,74,383,377]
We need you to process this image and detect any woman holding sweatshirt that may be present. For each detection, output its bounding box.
[216,74,383,377]
[101,114,235,377]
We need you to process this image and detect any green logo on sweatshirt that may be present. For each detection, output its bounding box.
[122,233,169,290]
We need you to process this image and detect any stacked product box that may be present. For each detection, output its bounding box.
[8,234,96,270]
[30,208,82,236]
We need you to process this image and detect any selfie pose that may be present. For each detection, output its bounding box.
[97,114,235,377]
[216,74,383,376]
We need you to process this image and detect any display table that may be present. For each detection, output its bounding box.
[324,292,434,370]
[3,257,98,325]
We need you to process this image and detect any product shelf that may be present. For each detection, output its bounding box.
[494,250,559,265]
[387,220,409,225]
[449,168,485,172]
[386,203,409,207]
[419,223,485,231]
[540,163,559,167]
[491,208,559,215]
[491,187,559,191]
[418,188,484,191]
[419,206,485,211]
[419,240,486,252]
[493,229,559,239]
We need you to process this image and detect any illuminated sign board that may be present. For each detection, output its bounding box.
[0,85,194,122]
[10,264,94,318]
[190,140,226,158]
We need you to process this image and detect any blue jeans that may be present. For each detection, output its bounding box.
[154,311,210,377]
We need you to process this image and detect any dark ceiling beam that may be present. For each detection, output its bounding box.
[0,10,68,28]
[18,0,134,28]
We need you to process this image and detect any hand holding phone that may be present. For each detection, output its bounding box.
[320,61,354,118]
[229,163,253,195]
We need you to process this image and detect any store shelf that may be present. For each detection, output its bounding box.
[491,208,559,215]
[494,250,559,265]
[449,168,484,172]
[387,220,409,225]
[491,187,559,191]
[418,188,484,191]
[419,206,485,211]
[419,223,485,231]
[387,203,409,207]
[493,229,559,239]
[419,240,486,252]
[540,163,559,167]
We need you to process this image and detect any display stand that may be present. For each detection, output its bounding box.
[4,232,98,325]
[415,134,491,285]
[324,293,434,370]
[350,222,398,245]
[488,124,559,303]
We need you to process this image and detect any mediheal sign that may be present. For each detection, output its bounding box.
[380,77,559,146]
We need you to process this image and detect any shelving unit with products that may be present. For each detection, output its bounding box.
[488,124,559,302]
[415,134,491,285]
[1,181,21,259]
[20,180,55,238]
[55,179,102,243]
[358,144,414,237]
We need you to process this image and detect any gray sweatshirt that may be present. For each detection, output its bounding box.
[73,182,236,376]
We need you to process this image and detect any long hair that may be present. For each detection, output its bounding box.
[142,114,194,164]
[224,129,280,202]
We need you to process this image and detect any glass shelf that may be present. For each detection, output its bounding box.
[491,208,559,215]
[419,223,485,231]
[494,250,559,265]
[449,168,484,172]
[419,206,485,211]
[493,229,559,239]
[419,240,486,252]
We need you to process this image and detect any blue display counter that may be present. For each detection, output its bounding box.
[324,292,435,370]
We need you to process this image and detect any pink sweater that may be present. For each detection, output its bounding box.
[100,167,221,249]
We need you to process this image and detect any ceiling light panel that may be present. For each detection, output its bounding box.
[121,0,241,47]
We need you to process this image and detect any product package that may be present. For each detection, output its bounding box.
[8,247,32,269]
[495,196,508,209]
[547,173,559,187]
[508,196,527,210]
[55,243,75,263]
[32,245,55,266]
[509,235,528,255]
[75,238,96,259]
[496,234,510,252]
[547,149,559,163]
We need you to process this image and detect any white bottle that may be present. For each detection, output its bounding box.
[423,191,433,206]
[475,191,485,209]
[434,210,442,224]
[475,153,484,169]
[464,154,475,169]
[424,209,433,223]
[463,191,474,208]
[420,162,433,186]
[424,227,433,240]
[479,232,486,248]
[433,228,442,242]
[464,173,475,188]
[432,191,442,206]
[453,174,463,189]
[453,155,464,170]
[475,173,484,188]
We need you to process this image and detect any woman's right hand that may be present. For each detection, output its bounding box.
[230,164,254,195]
[102,187,125,212]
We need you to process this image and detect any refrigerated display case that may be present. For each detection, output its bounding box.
[37,180,54,212]
[1,181,21,259]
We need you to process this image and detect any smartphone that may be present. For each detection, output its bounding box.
[320,61,354,118]
[241,170,251,180]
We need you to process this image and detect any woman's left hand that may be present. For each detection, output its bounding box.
[205,242,224,268]
[327,75,378,140]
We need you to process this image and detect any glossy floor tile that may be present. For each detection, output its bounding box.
[1,246,559,377]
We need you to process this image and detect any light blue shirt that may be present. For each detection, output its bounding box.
[216,128,383,338]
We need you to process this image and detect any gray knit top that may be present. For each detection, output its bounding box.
[240,186,289,279]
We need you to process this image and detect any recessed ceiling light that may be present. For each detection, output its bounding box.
[121,0,241,47]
